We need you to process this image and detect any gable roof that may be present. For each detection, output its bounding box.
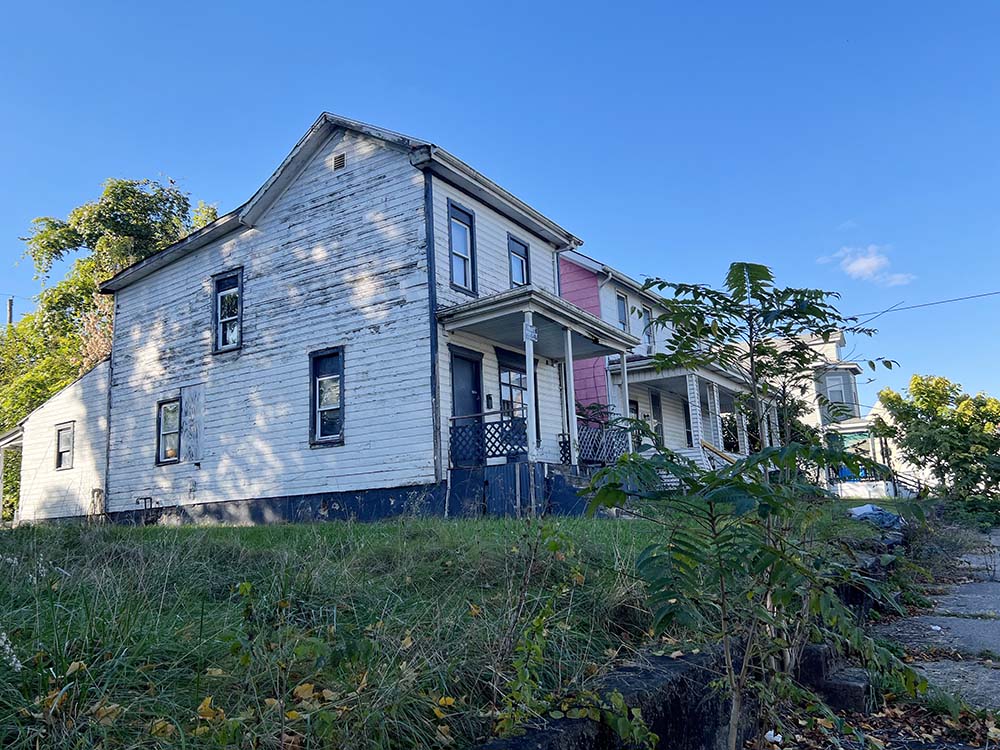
[100,113,581,293]
[560,249,670,307]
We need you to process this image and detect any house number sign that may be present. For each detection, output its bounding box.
[523,323,538,342]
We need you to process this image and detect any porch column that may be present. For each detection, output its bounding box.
[562,327,579,466]
[524,311,539,462]
[619,351,633,451]
[736,413,750,455]
[762,412,772,448]
[767,405,780,447]
[685,374,705,449]
[707,382,724,449]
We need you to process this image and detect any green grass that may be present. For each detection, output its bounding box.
[0,518,657,749]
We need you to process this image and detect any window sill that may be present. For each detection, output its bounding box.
[156,458,181,467]
[212,345,242,356]
[55,466,73,472]
[450,283,478,298]
[310,438,345,449]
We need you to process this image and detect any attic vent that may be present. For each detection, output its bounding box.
[333,153,346,171]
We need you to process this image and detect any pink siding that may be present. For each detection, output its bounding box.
[559,257,608,408]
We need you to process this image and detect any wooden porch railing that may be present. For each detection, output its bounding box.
[449,409,528,468]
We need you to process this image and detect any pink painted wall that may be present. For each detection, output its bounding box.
[559,257,608,408]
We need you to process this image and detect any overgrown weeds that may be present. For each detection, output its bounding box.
[0,518,654,749]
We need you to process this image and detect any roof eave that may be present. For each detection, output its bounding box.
[99,212,244,293]
[412,146,582,251]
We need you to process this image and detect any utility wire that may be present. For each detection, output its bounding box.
[852,290,1000,319]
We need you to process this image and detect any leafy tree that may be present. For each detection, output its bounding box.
[1,178,212,517]
[641,262,892,454]
[878,375,1000,506]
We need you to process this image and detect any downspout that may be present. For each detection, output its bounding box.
[102,299,116,518]
[597,267,616,413]
[422,169,443,490]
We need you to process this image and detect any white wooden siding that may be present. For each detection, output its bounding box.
[597,281,675,357]
[106,130,435,511]
[18,360,109,521]
[432,178,559,306]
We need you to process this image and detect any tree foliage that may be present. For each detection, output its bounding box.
[1,178,214,515]
[878,375,1000,506]
[642,262,889,447]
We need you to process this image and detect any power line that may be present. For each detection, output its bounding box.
[852,290,1000,319]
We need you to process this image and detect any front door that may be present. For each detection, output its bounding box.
[451,351,483,466]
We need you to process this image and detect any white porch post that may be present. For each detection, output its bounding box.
[563,327,579,466]
[619,351,633,451]
[707,382,724,449]
[767,405,780,447]
[524,311,538,462]
[686,374,705,449]
[736,413,750,455]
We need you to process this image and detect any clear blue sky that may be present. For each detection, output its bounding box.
[2,1,997,408]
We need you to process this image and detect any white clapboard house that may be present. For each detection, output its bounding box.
[1,113,640,523]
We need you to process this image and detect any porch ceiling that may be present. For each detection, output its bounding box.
[438,286,640,360]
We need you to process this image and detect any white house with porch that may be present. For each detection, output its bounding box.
[6,113,638,523]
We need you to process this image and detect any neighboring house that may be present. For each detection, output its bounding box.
[795,333,925,498]
[558,250,758,469]
[797,332,864,432]
[0,361,110,523]
[8,113,638,523]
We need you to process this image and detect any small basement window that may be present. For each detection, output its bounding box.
[213,269,243,352]
[157,399,182,464]
[310,347,344,445]
[55,423,74,470]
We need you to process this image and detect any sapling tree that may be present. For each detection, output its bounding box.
[588,440,924,750]
[640,262,891,451]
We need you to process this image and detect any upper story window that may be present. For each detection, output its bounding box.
[826,373,850,405]
[310,347,344,445]
[55,423,74,470]
[157,398,181,465]
[448,202,476,294]
[616,293,630,332]
[508,235,529,287]
[213,269,243,352]
[642,306,655,349]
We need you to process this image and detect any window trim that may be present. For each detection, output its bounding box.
[447,199,477,296]
[211,268,244,354]
[507,233,530,288]
[155,398,182,466]
[642,306,655,348]
[54,421,75,471]
[616,293,630,332]
[309,346,345,447]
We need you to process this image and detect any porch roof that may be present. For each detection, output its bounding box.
[0,425,23,450]
[608,356,751,393]
[438,285,640,360]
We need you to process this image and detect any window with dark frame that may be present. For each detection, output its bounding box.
[508,235,529,287]
[499,364,528,416]
[642,306,654,348]
[157,399,181,464]
[449,203,476,293]
[616,293,630,332]
[213,270,242,352]
[55,423,74,470]
[310,348,344,444]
